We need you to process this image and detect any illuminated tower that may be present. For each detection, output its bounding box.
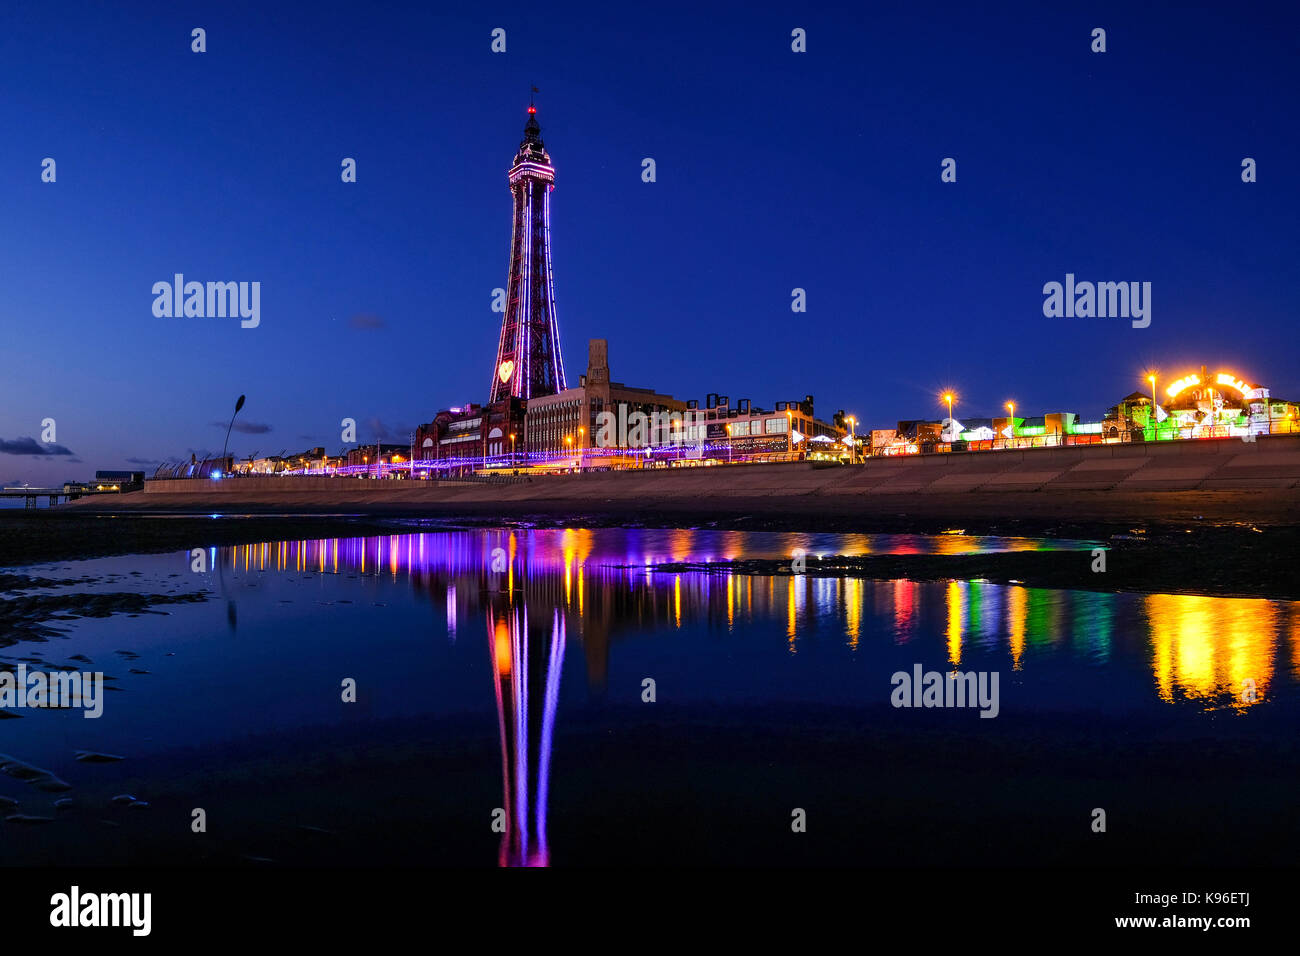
[489,102,567,404]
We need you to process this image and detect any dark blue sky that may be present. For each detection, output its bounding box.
[2,0,1296,481]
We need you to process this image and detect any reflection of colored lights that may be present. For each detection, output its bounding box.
[946,580,965,666]
[1007,586,1027,669]
[1145,593,1277,708]
[493,619,512,675]
[844,577,861,648]
[892,579,915,642]
[726,573,735,629]
[1072,590,1112,660]
[787,578,797,649]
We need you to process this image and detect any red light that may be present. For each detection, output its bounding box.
[528,105,536,114]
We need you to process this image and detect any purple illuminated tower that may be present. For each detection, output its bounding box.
[489,102,567,404]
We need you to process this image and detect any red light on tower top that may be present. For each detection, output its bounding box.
[528,105,536,114]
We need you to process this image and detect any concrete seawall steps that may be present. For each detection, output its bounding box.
[78,434,1300,513]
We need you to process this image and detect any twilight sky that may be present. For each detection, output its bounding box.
[1,0,1296,482]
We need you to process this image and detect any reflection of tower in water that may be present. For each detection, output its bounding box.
[488,602,567,867]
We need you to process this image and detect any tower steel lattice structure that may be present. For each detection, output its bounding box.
[489,104,567,404]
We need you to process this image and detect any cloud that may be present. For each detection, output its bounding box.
[210,420,273,435]
[365,417,417,442]
[349,313,386,330]
[0,436,76,456]
[125,457,162,465]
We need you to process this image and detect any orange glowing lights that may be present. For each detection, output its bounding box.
[1166,373,1201,399]
[493,619,512,676]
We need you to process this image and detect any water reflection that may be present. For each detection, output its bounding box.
[488,603,566,867]
[220,528,1296,717]
[212,528,1300,862]
[1145,594,1278,709]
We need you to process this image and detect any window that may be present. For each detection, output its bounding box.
[765,418,788,434]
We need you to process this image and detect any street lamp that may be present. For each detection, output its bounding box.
[578,426,585,471]
[725,423,733,463]
[846,415,857,462]
[509,432,516,467]
[219,394,246,477]
[786,410,793,457]
[940,392,955,444]
[1005,401,1016,446]
[1147,371,1158,439]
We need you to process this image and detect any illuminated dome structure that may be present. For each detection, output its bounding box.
[1151,366,1289,440]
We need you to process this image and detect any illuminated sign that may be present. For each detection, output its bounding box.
[1166,374,1200,399]
[1167,370,1257,401]
[498,360,515,383]
[1215,373,1252,397]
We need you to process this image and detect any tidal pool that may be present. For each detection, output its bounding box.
[2,526,1296,867]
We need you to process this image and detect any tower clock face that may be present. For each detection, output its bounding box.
[498,359,515,383]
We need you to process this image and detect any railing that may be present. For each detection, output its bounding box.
[181,419,1299,482]
[881,418,1297,457]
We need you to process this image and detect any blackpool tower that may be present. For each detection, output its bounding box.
[489,102,567,404]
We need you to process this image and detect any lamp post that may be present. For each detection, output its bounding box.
[786,410,793,457]
[847,415,857,462]
[941,392,955,445]
[1147,372,1158,440]
[564,434,573,471]
[509,432,516,468]
[578,426,585,471]
[219,394,246,477]
[725,423,733,463]
[1005,401,1016,447]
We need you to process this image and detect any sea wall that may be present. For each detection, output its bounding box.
[68,434,1300,527]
